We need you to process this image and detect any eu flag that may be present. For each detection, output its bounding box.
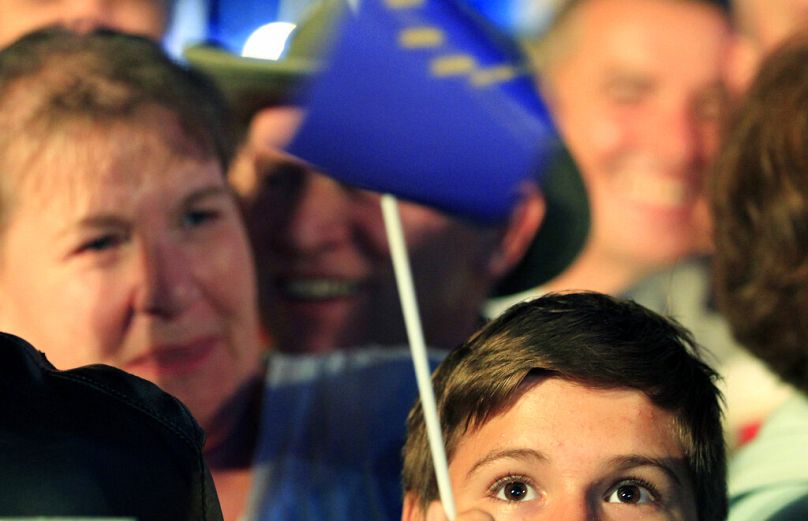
[286,0,559,224]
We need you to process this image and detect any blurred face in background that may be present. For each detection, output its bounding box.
[0,0,169,48]
[231,106,527,353]
[726,0,808,93]
[734,0,808,51]
[0,109,263,439]
[540,0,730,292]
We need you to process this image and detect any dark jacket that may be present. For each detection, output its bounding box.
[0,332,223,520]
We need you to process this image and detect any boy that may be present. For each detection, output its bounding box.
[403,292,726,520]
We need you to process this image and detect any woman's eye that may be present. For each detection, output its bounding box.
[77,234,123,253]
[492,478,538,503]
[606,482,656,505]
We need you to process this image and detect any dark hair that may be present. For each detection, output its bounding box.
[711,33,808,395]
[0,28,234,228]
[402,291,726,520]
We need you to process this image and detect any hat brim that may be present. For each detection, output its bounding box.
[491,145,590,296]
[184,44,317,113]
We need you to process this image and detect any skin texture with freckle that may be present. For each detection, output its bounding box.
[441,379,696,520]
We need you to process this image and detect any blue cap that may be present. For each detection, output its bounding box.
[286,0,560,224]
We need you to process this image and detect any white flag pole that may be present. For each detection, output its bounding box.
[380,193,457,521]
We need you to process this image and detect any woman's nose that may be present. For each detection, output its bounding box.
[133,239,201,318]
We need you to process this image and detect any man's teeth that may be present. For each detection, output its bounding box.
[282,279,360,300]
[618,172,692,208]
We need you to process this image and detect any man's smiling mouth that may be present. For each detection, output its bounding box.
[279,278,362,300]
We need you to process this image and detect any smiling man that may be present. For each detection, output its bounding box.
[402,292,726,521]
[522,0,730,296]
[228,105,545,352]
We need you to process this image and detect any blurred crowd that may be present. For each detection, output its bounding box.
[0,0,807,520]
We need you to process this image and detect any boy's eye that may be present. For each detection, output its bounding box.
[606,481,656,505]
[492,477,538,502]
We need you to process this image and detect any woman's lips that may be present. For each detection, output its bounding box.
[124,336,219,377]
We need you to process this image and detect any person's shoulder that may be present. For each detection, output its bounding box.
[266,346,446,381]
[729,394,808,521]
[0,332,203,446]
[622,256,712,312]
[0,332,222,520]
[729,487,808,521]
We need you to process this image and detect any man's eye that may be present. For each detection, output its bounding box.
[604,78,654,105]
[605,480,657,505]
[491,477,538,503]
[182,209,220,228]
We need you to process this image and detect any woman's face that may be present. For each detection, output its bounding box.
[0,115,263,434]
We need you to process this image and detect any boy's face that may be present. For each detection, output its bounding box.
[439,377,697,520]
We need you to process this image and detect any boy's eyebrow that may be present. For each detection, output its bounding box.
[466,448,548,479]
[607,455,684,486]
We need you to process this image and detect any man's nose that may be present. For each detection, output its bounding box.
[133,239,201,318]
[281,172,353,255]
[656,105,709,174]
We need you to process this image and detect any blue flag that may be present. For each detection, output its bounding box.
[287,0,559,224]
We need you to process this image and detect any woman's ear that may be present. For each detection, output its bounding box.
[486,183,546,279]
